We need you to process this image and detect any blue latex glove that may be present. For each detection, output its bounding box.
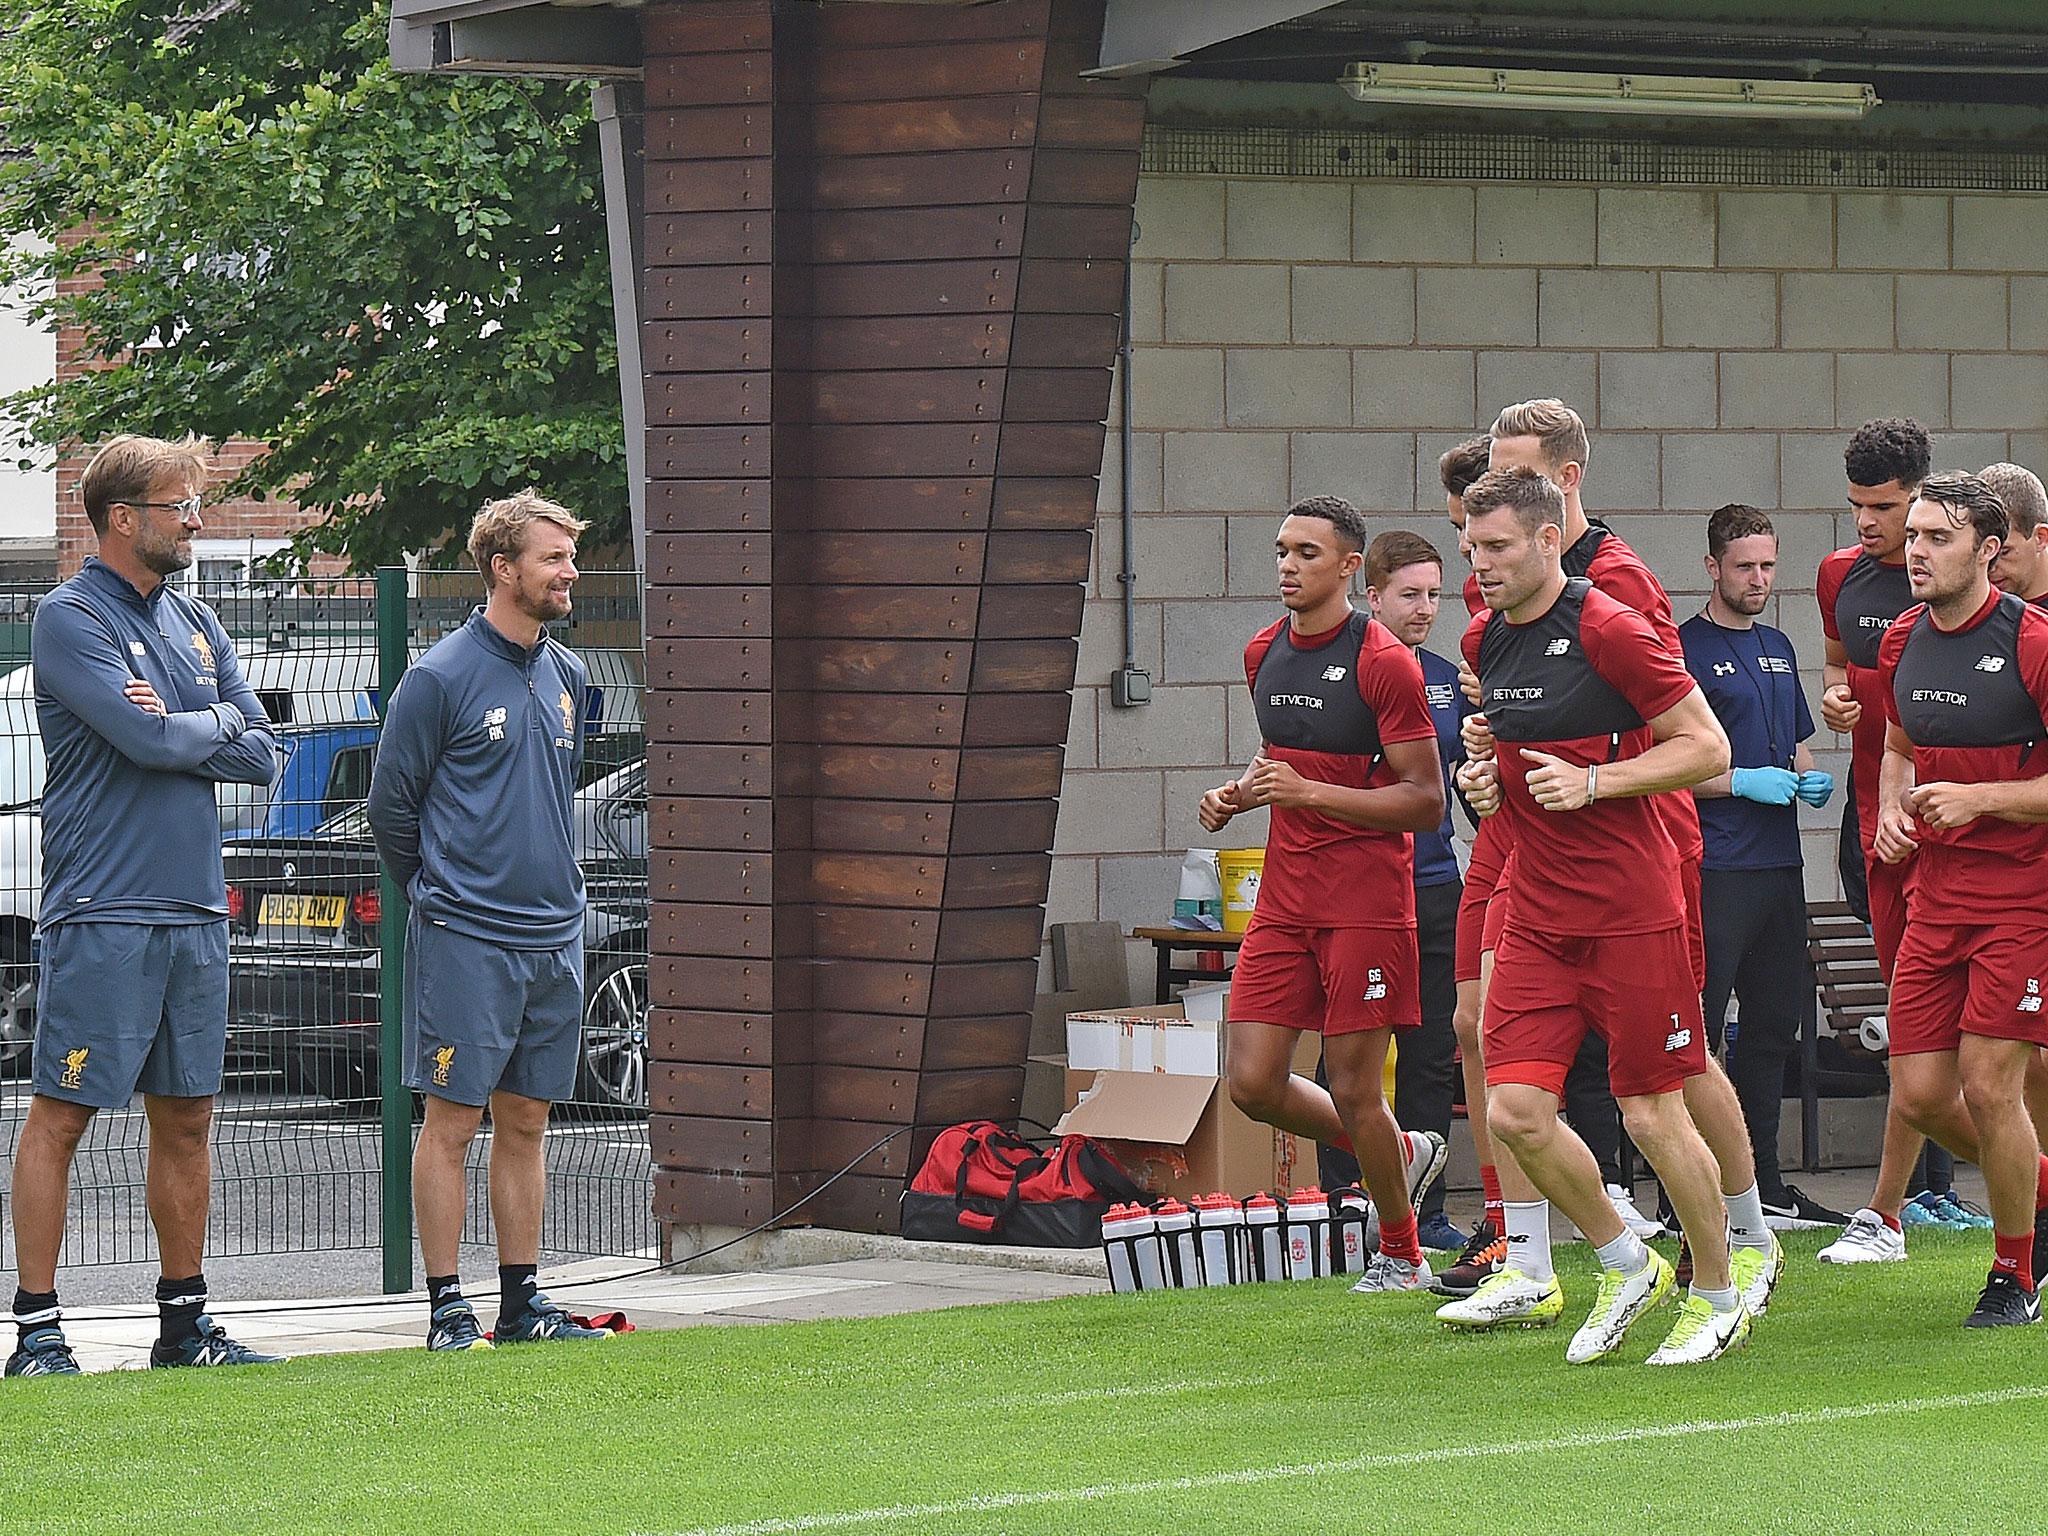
[1796,769,1836,807]
[1729,766,1800,806]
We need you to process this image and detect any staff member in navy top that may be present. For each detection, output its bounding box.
[8,434,281,1378]
[369,490,610,1353]
[1680,505,1848,1234]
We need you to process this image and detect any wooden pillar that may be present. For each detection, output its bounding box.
[642,0,1144,1234]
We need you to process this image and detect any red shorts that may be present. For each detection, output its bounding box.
[1681,854,1705,994]
[1227,920,1421,1036]
[1867,850,1911,982]
[1454,825,1511,983]
[1483,924,1708,1099]
[1886,921,2048,1056]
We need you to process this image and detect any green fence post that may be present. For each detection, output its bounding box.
[376,566,414,1294]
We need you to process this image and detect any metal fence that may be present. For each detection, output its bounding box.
[0,569,654,1285]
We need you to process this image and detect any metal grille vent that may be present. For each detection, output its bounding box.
[1143,123,2048,193]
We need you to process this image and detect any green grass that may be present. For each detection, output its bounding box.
[9,1230,2048,1536]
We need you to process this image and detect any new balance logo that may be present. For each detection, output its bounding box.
[1665,1028,1693,1053]
[1976,655,2008,673]
[1363,965,1387,1002]
[1545,638,1572,656]
[1321,665,1349,682]
[1712,662,1737,677]
[2024,979,2043,1014]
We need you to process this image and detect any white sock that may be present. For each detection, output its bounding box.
[1594,1227,1650,1275]
[1691,1283,1739,1314]
[1725,1183,1770,1249]
[1504,1200,1554,1283]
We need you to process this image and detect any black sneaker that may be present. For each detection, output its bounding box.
[427,1300,493,1353]
[1963,1270,2042,1329]
[2032,1206,2048,1292]
[5,1326,81,1377]
[1428,1219,1504,1298]
[494,1292,610,1344]
[149,1314,287,1368]
[1762,1184,1853,1231]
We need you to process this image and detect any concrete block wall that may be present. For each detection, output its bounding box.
[1053,174,2048,936]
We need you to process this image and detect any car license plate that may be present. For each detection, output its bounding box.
[258,894,346,930]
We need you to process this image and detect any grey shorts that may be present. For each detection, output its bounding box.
[404,914,583,1106]
[34,920,230,1108]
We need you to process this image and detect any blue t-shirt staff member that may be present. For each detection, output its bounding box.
[1316,531,1475,1253]
[8,434,281,1378]
[1679,504,1847,1235]
[368,491,609,1353]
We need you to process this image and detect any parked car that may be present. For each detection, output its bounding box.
[220,758,650,1110]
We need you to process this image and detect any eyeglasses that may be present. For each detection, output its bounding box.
[120,495,205,521]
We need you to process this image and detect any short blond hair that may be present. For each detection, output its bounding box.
[467,489,590,588]
[79,434,210,535]
[1491,398,1590,477]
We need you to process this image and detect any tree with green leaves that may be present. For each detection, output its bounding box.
[0,0,625,568]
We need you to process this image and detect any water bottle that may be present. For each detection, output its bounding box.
[1156,1198,1199,1288]
[1245,1192,1285,1281]
[1330,1185,1373,1275]
[1286,1187,1331,1281]
[1101,1203,1147,1294]
[1195,1194,1244,1286]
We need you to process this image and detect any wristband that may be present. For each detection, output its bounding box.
[1586,763,1598,803]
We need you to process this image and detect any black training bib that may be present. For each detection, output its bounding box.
[1478,578,1645,744]
[1891,593,2046,748]
[1252,610,1387,759]
[1835,552,1915,671]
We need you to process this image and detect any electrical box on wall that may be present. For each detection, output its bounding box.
[1111,666,1152,708]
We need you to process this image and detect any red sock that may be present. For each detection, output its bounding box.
[1877,1207,1903,1233]
[1380,1207,1422,1264]
[1480,1164,1505,1231]
[2036,1154,2048,1211]
[1994,1231,2036,1293]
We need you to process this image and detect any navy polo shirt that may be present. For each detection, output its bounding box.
[1679,613,1814,872]
[1413,647,1471,888]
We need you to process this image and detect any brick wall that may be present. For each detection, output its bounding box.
[1053,174,2048,935]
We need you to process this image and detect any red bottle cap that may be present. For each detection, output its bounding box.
[1156,1198,1189,1215]
[1245,1192,1278,1210]
[1288,1186,1327,1203]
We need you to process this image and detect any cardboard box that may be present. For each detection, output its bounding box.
[1065,1004,1221,1077]
[1178,981,1230,1027]
[1056,1031,1320,1201]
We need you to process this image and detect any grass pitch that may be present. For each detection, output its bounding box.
[8,1229,2046,1536]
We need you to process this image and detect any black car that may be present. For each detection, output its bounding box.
[222,759,650,1111]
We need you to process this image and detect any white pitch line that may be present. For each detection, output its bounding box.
[647,1382,2048,1536]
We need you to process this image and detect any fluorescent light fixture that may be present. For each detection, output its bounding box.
[1340,62,1878,121]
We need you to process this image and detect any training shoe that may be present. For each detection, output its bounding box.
[1646,1293,1751,1365]
[427,1300,494,1352]
[149,1315,286,1368]
[2033,1206,2048,1288]
[1566,1250,1676,1364]
[1417,1212,1468,1253]
[1818,1208,1906,1264]
[1430,1220,1505,1299]
[1435,1266,1565,1330]
[1404,1130,1451,1209]
[495,1292,611,1344]
[1731,1235,1786,1318]
[1351,1250,1432,1295]
[4,1326,81,1377]
[1963,1270,2041,1329]
[1902,1192,1952,1229]
[1929,1193,1993,1230]
[1761,1184,1852,1231]
[1606,1183,1667,1241]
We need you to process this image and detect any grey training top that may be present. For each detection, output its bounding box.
[367,608,587,949]
[33,558,278,928]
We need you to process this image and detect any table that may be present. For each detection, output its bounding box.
[1130,926,1243,1005]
